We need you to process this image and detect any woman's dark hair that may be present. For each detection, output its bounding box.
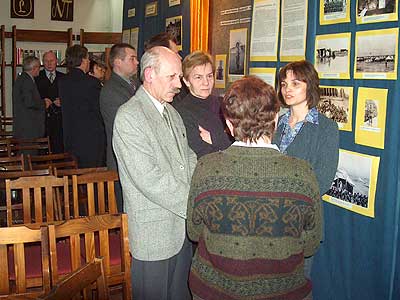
[278,60,320,108]
[65,45,88,69]
[222,76,280,143]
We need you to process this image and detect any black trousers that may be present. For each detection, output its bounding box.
[131,237,193,300]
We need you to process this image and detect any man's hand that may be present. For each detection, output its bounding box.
[199,125,212,144]
[44,98,53,109]
[53,98,61,107]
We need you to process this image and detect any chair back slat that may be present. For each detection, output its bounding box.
[8,137,51,157]
[72,171,119,218]
[6,175,70,226]
[28,153,77,171]
[47,214,131,299]
[37,257,109,300]
[0,154,24,171]
[0,225,50,297]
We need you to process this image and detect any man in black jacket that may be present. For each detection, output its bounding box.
[35,51,64,153]
[58,45,105,167]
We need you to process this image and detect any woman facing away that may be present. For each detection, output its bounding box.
[187,76,322,300]
[172,50,232,158]
[273,60,339,276]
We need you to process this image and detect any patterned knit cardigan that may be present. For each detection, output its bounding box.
[187,146,322,300]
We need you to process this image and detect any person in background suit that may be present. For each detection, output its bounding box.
[58,45,106,167]
[113,46,197,300]
[12,56,45,143]
[99,43,139,212]
[144,32,189,103]
[88,57,107,84]
[35,51,64,153]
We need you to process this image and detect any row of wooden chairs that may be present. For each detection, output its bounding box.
[0,213,131,299]
[0,137,51,157]
[4,169,117,226]
[0,152,77,172]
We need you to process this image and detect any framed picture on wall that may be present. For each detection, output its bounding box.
[166,16,182,50]
[145,2,158,17]
[356,0,398,24]
[214,54,226,89]
[354,27,398,80]
[228,28,247,81]
[323,149,380,218]
[169,0,181,7]
[320,0,350,25]
[315,32,351,79]
[318,85,353,131]
[248,68,276,89]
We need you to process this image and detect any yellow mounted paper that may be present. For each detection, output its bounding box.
[249,68,276,88]
[215,54,227,89]
[354,28,398,80]
[355,87,387,149]
[320,0,350,25]
[323,149,380,218]
[280,0,308,62]
[356,0,398,24]
[318,85,353,131]
[315,32,351,79]
[250,0,280,61]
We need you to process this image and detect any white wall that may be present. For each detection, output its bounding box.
[0,0,123,116]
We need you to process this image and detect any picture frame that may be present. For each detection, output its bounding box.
[145,2,158,17]
[166,15,183,50]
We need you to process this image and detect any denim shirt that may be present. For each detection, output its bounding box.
[278,107,319,153]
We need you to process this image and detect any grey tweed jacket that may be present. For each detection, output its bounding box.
[113,86,197,261]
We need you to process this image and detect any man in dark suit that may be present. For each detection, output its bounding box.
[99,43,139,212]
[113,46,197,300]
[58,45,106,167]
[12,56,45,142]
[35,51,64,153]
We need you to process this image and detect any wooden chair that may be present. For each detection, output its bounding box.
[7,137,51,157]
[27,153,78,171]
[5,175,70,226]
[0,224,50,298]
[0,117,13,139]
[53,167,108,178]
[0,155,25,172]
[0,169,51,227]
[47,214,131,300]
[72,170,118,218]
[38,257,109,300]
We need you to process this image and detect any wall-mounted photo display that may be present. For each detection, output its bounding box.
[315,32,351,79]
[166,15,182,50]
[250,0,279,61]
[354,27,398,80]
[356,0,397,24]
[323,149,380,218]
[320,0,351,25]
[228,28,247,81]
[248,68,276,88]
[169,0,181,7]
[145,2,158,17]
[130,27,139,52]
[318,85,353,131]
[280,0,308,61]
[122,29,130,44]
[355,87,387,149]
[214,54,227,89]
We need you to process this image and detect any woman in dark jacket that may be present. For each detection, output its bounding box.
[173,51,232,158]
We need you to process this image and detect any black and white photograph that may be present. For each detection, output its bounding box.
[318,86,353,131]
[357,0,396,17]
[326,151,371,208]
[355,29,397,74]
[324,0,347,15]
[363,100,379,128]
[315,33,350,78]
[166,15,182,50]
[216,59,224,81]
[228,28,247,77]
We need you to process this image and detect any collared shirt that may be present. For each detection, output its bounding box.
[232,140,280,151]
[143,86,165,115]
[45,69,56,80]
[278,107,319,153]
